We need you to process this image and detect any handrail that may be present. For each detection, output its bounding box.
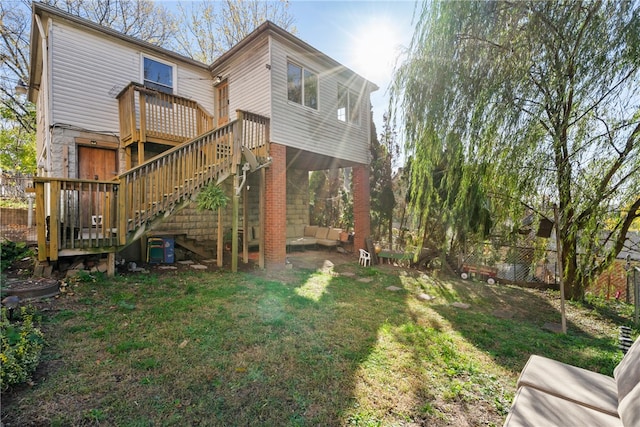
[35,110,269,260]
[117,119,237,239]
[117,82,214,146]
[34,178,121,261]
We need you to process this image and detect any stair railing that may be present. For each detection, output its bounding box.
[117,110,268,244]
[117,82,214,147]
[35,110,269,260]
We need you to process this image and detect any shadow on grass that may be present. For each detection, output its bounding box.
[427,277,622,375]
[1,265,419,426]
[2,264,627,426]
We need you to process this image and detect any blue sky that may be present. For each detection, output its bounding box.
[288,1,418,132]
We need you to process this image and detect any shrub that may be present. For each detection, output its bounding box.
[0,306,45,390]
[0,240,32,272]
[195,183,229,212]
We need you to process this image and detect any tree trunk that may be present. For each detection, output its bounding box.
[387,212,393,249]
[561,231,583,300]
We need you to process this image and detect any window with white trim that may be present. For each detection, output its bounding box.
[337,84,360,125]
[287,61,318,109]
[143,56,174,94]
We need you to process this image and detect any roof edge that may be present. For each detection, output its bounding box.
[32,2,210,70]
[209,20,379,92]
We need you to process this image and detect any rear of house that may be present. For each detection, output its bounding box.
[28,3,377,272]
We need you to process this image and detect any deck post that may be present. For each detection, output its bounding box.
[107,252,115,277]
[49,180,60,262]
[231,173,240,273]
[259,167,265,269]
[242,183,248,264]
[35,180,47,261]
[217,208,223,268]
[117,178,127,245]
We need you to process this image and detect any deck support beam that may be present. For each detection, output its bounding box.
[242,183,249,264]
[217,208,223,268]
[231,173,240,273]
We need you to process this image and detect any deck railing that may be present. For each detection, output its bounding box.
[34,178,121,259]
[117,82,214,147]
[35,111,269,261]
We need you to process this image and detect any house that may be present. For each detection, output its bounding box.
[27,2,377,273]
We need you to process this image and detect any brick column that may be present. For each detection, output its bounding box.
[265,143,287,268]
[352,164,370,252]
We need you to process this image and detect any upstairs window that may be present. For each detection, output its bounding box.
[287,61,318,110]
[337,85,347,122]
[337,84,360,125]
[143,56,174,94]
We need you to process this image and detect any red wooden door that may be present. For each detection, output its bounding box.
[77,146,117,227]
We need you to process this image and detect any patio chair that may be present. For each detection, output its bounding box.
[359,249,371,267]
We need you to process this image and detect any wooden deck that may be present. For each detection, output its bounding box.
[35,108,269,264]
[117,83,215,166]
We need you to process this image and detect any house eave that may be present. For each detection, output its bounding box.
[31,2,210,71]
[209,20,379,93]
[28,10,42,103]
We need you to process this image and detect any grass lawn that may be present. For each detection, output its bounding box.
[2,259,636,426]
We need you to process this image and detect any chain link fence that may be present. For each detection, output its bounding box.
[459,237,559,286]
[631,267,640,325]
[460,237,639,301]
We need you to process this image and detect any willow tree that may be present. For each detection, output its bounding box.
[392,1,640,300]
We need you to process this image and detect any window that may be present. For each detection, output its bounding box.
[337,84,360,125]
[287,61,318,110]
[348,89,360,125]
[337,85,347,122]
[216,80,229,126]
[143,56,174,94]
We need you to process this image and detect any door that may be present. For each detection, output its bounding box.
[78,146,117,228]
[217,80,229,127]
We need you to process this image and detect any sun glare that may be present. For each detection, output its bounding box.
[351,18,401,83]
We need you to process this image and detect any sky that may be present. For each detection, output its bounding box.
[287,1,418,133]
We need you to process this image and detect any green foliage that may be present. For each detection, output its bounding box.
[392,0,640,299]
[0,306,45,390]
[309,169,347,227]
[0,241,32,272]
[339,188,354,231]
[195,183,229,212]
[370,114,397,243]
[0,111,36,174]
[0,199,29,209]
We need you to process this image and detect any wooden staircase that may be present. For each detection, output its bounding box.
[174,236,217,260]
[34,109,269,265]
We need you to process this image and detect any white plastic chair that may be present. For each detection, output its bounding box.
[359,249,371,266]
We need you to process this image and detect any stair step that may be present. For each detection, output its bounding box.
[175,236,217,259]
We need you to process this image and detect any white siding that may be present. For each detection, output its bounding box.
[269,36,372,165]
[49,20,214,133]
[212,35,271,122]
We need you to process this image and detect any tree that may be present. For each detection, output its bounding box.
[1,2,35,134]
[370,113,397,245]
[309,169,344,227]
[392,1,640,300]
[172,0,295,64]
[0,104,36,174]
[2,0,294,174]
[38,0,177,44]
[1,0,177,173]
